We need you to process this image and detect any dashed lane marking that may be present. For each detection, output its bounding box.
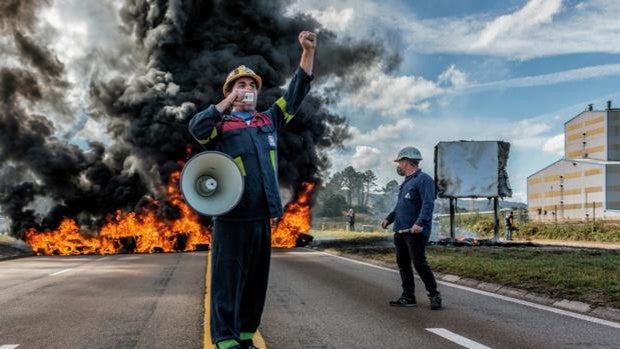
[49,268,73,276]
[427,328,492,349]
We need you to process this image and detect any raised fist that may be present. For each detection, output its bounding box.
[299,31,317,51]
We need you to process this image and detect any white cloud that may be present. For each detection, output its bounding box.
[412,0,620,59]
[303,6,355,32]
[511,191,527,203]
[23,0,140,140]
[438,64,468,88]
[350,146,382,170]
[504,119,553,148]
[326,117,422,187]
[349,118,416,144]
[472,0,562,49]
[466,63,620,92]
[340,65,443,117]
[542,134,565,156]
[291,0,620,60]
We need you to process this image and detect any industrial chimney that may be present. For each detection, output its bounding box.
[607,100,612,110]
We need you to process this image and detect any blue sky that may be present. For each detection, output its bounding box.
[288,0,620,202]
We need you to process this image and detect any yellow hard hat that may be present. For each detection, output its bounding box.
[222,65,262,94]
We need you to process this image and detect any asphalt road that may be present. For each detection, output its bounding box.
[2,249,618,349]
[261,248,620,349]
[0,252,206,349]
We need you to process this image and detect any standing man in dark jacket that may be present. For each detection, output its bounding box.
[188,31,317,349]
[381,147,442,310]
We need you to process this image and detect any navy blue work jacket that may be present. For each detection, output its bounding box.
[188,68,313,220]
[385,169,435,237]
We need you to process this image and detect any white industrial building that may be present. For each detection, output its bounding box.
[528,101,620,222]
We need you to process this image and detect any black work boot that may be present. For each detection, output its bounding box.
[429,292,442,310]
[389,295,416,307]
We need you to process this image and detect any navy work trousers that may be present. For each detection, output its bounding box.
[210,219,271,344]
[394,233,438,297]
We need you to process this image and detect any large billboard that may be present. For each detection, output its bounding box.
[435,141,512,198]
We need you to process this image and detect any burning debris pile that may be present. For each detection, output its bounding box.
[0,1,396,255]
[272,182,315,248]
[434,237,493,247]
[24,170,211,255]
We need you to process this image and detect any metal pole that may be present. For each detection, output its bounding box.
[449,198,455,241]
[583,188,588,222]
[593,201,596,232]
[493,197,499,242]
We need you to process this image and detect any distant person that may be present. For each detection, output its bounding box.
[346,208,356,231]
[505,211,514,241]
[381,147,441,310]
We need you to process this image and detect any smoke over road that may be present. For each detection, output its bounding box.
[0,0,399,237]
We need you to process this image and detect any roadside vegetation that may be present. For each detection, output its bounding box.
[439,213,620,243]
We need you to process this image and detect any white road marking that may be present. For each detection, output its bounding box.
[0,345,20,349]
[96,257,108,261]
[275,251,329,255]
[427,328,492,349]
[49,268,73,276]
[309,249,620,330]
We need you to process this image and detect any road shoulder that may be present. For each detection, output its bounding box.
[313,246,620,323]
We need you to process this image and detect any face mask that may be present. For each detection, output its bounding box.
[396,166,405,176]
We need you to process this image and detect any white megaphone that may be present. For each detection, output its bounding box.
[180,151,244,216]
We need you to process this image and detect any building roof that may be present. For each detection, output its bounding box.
[526,157,620,179]
[564,110,606,126]
[570,158,620,165]
[527,158,564,179]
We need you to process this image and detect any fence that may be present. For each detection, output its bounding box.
[433,209,528,240]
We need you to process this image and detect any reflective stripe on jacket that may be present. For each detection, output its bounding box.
[188,68,313,220]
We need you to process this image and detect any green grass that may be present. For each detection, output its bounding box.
[438,214,620,242]
[517,222,620,242]
[309,229,390,240]
[426,247,620,307]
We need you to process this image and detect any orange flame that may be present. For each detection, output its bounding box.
[24,170,211,255]
[24,169,315,255]
[272,182,315,248]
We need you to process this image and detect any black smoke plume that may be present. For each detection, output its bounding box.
[0,0,399,237]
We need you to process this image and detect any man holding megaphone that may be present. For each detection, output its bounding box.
[188,31,316,349]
